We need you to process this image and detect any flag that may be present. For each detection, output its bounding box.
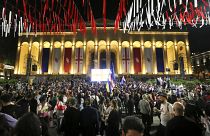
[53,48,61,74]
[42,48,50,73]
[109,63,115,91]
[75,48,83,74]
[120,76,126,85]
[110,62,115,81]
[106,82,110,93]
[133,48,141,73]
[156,48,165,72]
[144,48,153,73]
[107,65,115,93]
[64,48,72,73]
[121,47,130,73]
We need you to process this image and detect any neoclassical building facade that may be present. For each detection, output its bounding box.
[14,28,192,76]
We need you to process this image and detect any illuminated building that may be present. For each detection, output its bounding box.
[14,28,192,76]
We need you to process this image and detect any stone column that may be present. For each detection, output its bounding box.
[83,44,87,74]
[60,43,64,74]
[27,42,32,76]
[94,44,98,69]
[106,44,110,69]
[15,42,21,74]
[49,43,53,74]
[141,45,145,74]
[130,44,134,74]
[164,44,168,72]
[174,43,178,74]
[118,43,122,74]
[153,45,157,74]
[186,44,192,74]
[71,43,75,74]
[38,43,43,74]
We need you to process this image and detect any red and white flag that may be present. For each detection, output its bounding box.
[75,48,83,74]
[121,47,130,73]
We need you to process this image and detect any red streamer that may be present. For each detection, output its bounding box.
[103,0,106,32]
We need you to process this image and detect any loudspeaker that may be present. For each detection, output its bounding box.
[32,64,37,71]
[173,63,178,70]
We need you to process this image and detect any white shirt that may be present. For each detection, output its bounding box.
[160,102,173,126]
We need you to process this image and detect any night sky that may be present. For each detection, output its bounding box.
[188,26,210,53]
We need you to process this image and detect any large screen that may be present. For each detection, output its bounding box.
[91,69,111,82]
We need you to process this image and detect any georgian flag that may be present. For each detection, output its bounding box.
[75,48,83,74]
[121,47,130,73]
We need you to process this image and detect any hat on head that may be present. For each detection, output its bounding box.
[158,92,167,98]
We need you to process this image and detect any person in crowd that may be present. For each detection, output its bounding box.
[28,93,38,114]
[98,96,106,135]
[139,94,151,136]
[16,94,29,118]
[184,99,204,127]
[104,98,112,124]
[5,83,10,92]
[60,97,80,136]
[106,99,121,136]
[127,94,135,116]
[134,92,140,114]
[165,102,202,136]
[0,76,209,136]
[204,103,210,136]
[0,112,17,128]
[147,94,154,125]
[168,91,177,104]
[0,113,13,136]
[37,96,50,136]
[156,92,173,136]
[14,112,42,136]
[54,95,67,131]
[1,94,18,118]
[122,116,144,136]
[80,96,99,136]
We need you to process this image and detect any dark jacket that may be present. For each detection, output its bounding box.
[1,104,18,118]
[60,106,80,136]
[80,106,99,136]
[166,116,202,136]
[106,109,121,136]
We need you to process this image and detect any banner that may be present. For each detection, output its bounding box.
[64,48,72,73]
[42,48,50,73]
[121,47,130,73]
[133,48,141,73]
[53,48,61,74]
[144,48,153,73]
[75,48,83,73]
[156,48,165,72]
[100,51,106,69]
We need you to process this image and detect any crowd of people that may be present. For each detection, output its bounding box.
[0,76,210,136]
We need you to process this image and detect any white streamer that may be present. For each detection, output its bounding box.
[179,0,182,5]
[140,0,142,8]
[194,0,198,8]
[151,0,154,15]
[185,0,188,12]
[168,0,173,12]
